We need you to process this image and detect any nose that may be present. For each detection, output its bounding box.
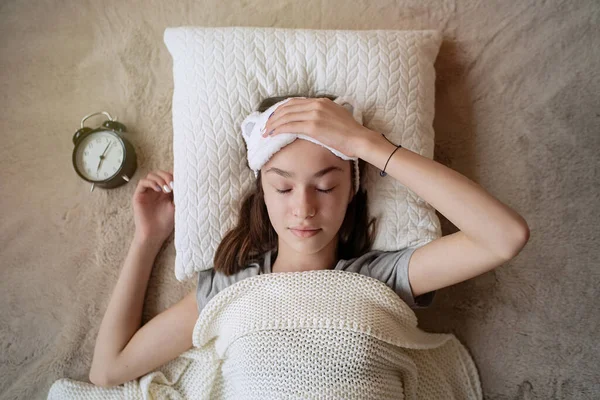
[292,188,316,219]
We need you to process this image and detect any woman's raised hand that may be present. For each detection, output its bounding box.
[132,169,175,245]
[261,97,378,159]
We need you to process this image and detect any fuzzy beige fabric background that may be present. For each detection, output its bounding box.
[1,1,598,399]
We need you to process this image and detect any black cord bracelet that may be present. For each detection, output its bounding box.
[379,134,402,177]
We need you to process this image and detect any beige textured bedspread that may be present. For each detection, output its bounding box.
[1,1,598,399]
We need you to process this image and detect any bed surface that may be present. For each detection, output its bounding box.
[1,1,598,399]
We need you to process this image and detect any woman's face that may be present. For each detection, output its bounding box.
[261,139,354,255]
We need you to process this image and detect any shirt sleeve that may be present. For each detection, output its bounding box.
[196,263,263,315]
[337,247,436,309]
[196,269,217,315]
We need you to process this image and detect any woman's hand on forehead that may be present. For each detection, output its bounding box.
[261,97,373,159]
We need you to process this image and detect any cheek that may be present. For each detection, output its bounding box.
[319,195,348,224]
[263,194,285,228]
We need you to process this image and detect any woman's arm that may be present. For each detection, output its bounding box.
[89,232,199,388]
[88,169,198,387]
[89,234,163,381]
[261,97,529,297]
[357,131,530,260]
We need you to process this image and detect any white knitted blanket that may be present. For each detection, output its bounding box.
[48,271,482,399]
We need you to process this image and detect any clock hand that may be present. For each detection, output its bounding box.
[104,142,113,156]
[101,142,112,157]
[96,142,112,173]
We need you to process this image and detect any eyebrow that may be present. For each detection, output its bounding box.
[265,166,343,179]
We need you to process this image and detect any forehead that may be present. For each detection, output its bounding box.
[264,139,346,174]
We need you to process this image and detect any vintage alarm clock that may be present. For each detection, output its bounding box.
[72,111,137,192]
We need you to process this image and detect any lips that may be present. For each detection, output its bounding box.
[289,228,321,238]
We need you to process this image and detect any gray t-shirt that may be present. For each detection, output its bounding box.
[196,247,436,315]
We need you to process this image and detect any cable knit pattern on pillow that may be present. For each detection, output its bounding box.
[48,271,482,399]
[163,26,443,280]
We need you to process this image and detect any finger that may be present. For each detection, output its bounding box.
[264,103,320,136]
[138,177,162,193]
[154,170,174,191]
[136,178,162,194]
[269,99,317,121]
[146,172,171,193]
[263,110,319,137]
[275,97,311,111]
[266,98,316,122]
[266,121,314,138]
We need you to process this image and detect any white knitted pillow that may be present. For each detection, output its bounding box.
[164,26,443,281]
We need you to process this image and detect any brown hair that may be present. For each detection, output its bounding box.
[213,93,377,276]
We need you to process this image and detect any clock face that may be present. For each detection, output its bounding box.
[75,130,125,181]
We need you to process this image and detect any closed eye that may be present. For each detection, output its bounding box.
[275,187,335,194]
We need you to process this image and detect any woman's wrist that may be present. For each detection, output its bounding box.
[355,128,400,169]
[133,231,165,252]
